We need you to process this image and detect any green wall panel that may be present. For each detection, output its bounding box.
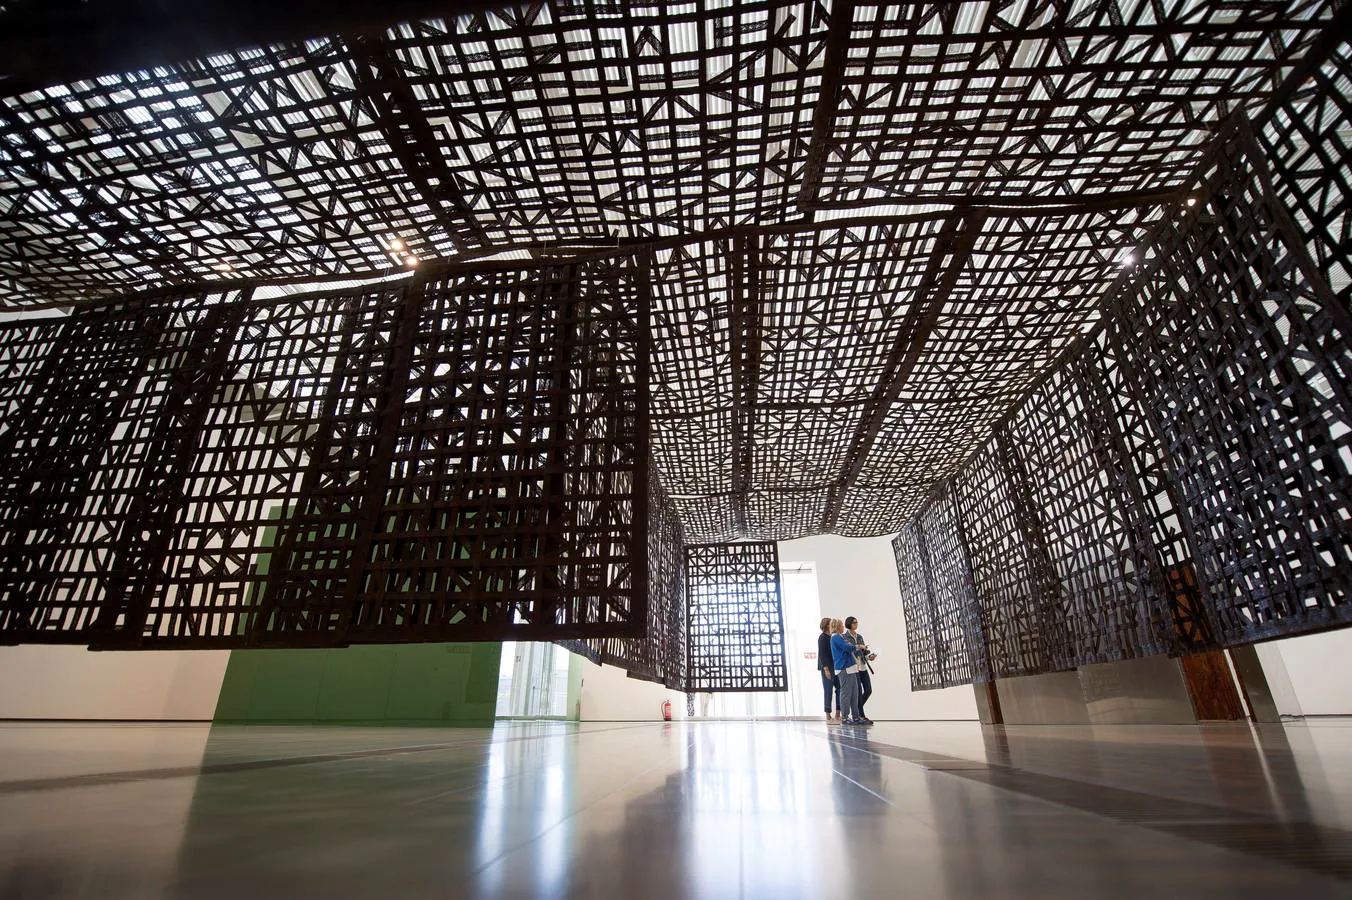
[213,642,501,725]
[213,505,501,725]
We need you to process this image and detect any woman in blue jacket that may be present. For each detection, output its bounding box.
[829,618,865,725]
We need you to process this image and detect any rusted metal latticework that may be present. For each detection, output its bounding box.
[896,29,1352,690]
[685,543,788,692]
[556,468,688,689]
[1106,123,1352,647]
[0,256,651,647]
[0,2,1346,680]
[1,1,1338,543]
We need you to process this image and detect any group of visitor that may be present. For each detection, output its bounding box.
[816,616,876,725]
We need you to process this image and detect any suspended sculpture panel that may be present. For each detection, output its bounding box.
[144,287,371,645]
[916,490,987,686]
[0,256,650,648]
[813,2,1328,207]
[1,2,1334,308]
[685,543,787,692]
[892,526,941,692]
[263,258,649,645]
[895,52,1352,687]
[0,3,1348,667]
[0,2,831,307]
[1257,36,1352,311]
[557,469,687,690]
[950,444,1053,682]
[0,2,1343,547]
[1106,126,1352,646]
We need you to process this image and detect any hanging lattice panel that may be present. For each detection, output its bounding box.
[1002,343,1177,671]
[1256,33,1352,311]
[0,2,831,309]
[139,285,379,645]
[0,253,653,648]
[0,317,66,470]
[556,466,687,689]
[0,291,251,642]
[805,1,1330,209]
[915,488,988,685]
[891,525,941,691]
[1105,123,1352,645]
[260,256,650,645]
[685,542,787,692]
[1094,309,1221,655]
[950,443,1053,681]
[834,208,1160,538]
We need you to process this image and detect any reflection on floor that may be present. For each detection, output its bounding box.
[1,719,1350,898]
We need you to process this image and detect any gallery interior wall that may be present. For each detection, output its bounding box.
[779,534,980,721]
[0,645,229,720]
[212,643,501,725]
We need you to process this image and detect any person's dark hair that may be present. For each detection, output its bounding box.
[845,616,857,630]
[819,617,831,634]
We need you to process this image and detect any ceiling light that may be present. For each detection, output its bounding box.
[1186,197,1197,207]
[388,235,405,251]
[405,255,419,267]
[214,262,234,273]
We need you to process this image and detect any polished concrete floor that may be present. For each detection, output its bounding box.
[1,719,1351,899]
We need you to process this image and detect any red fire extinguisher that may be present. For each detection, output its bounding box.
[661,699,672,721]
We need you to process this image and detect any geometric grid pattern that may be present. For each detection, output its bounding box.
[1,2,1330,308]
[1107,122,1352,646]
[0,255,649,648]
[895,48,1352,687]
[810,1,1331,209]
[262,258,649,646]
[0,291,252,642]
[950,440,1062,681]
[1257,33,1352,312]
[886,488,990,691]
[685,542,787,692]
[0,2,1339,545]
[0,3,1349,669]
[556,467,688,689]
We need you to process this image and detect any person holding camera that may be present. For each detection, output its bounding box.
[844,616,876,724]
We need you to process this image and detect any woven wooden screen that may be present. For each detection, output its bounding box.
[895,36,1352,688]
[0,255,650,648]
[685,542,788,692]
[0,3,1347,667]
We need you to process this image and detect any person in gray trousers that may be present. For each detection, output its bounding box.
[829,618,868,725]
[844,616,875,722]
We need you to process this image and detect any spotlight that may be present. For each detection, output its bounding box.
[405,255,419,267]
[388,235,405,251]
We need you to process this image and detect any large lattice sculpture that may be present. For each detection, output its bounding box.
[560,535,791,693]
[685,542,788,692]
[0,255,652,648]
[555,468,688,689]
[896,36,1352,690]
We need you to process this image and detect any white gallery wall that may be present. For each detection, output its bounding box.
[0,646,229,720]
[779,534,979,721]
[1260,630,1352,716]
[577,656,688,721]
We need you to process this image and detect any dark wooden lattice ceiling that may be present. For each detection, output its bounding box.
[0,0,1342,541]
